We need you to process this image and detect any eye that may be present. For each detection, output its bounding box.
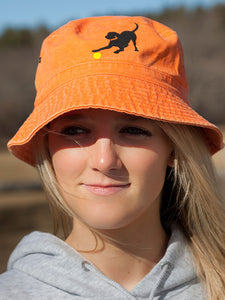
[60,126,90,136]
[120,126,152,137]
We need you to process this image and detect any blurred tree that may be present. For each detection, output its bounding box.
[214,4,225,28]
[0,26,49,48]
[0,28,32,47]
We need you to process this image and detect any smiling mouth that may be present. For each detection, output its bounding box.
[83,184,130,196]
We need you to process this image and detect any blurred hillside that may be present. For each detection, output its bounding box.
[0,5,225,143]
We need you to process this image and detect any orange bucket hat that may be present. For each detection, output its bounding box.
[8,16,224,165]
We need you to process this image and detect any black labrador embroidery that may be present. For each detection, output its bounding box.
[92,23,139,54]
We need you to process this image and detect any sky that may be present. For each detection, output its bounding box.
[1,0,225,33]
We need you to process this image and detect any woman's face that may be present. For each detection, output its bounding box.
[48,109,173,230]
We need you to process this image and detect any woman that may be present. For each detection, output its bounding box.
[0,16,224,299]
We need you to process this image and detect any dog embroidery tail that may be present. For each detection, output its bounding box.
[132,23,139,33]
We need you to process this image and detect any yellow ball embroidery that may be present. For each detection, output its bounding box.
[93,52,102,59]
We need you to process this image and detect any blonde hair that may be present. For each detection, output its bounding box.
[34,122,225,299]
[158,123,225,300]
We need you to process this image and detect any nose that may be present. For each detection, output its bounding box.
[89,138,122,173]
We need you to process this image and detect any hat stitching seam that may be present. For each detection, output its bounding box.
[37,61,185,91]
[36,74,187,107]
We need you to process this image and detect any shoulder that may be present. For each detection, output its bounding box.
[7,231,69,269]
[0,268,74,299]
[0,269,38,297]
[0,231,83,299]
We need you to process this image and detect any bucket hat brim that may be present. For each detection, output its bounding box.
[8,73,224,166]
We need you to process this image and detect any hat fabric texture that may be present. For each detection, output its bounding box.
[8,16,224,165]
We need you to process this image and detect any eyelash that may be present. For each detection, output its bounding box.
[120,127,152,136]
[59,126,152,137]
[60,126,89,136]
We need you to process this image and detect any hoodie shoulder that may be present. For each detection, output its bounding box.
[7,231,70,270]
[0,231,84,299]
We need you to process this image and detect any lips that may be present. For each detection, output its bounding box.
[82,183,130,196]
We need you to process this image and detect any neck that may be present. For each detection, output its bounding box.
[65,215,169,291]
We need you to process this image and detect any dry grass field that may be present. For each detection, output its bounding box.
[0,126,225,273]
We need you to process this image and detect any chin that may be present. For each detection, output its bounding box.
[77,208,143,231]
[85,218,130,231]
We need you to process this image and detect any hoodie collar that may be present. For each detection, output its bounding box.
[8,225,197,299]
[130,225,197,298]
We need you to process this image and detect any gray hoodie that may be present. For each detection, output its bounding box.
[0,226,206,299]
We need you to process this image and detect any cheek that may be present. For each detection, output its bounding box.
[51,148,86,187]
[124,146,170,199]
[123,147,169,176]
[48,134,88,187]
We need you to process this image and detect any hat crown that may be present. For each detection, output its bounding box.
[35,16,188,106]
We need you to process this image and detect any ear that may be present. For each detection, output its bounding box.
[168,150,175,167]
